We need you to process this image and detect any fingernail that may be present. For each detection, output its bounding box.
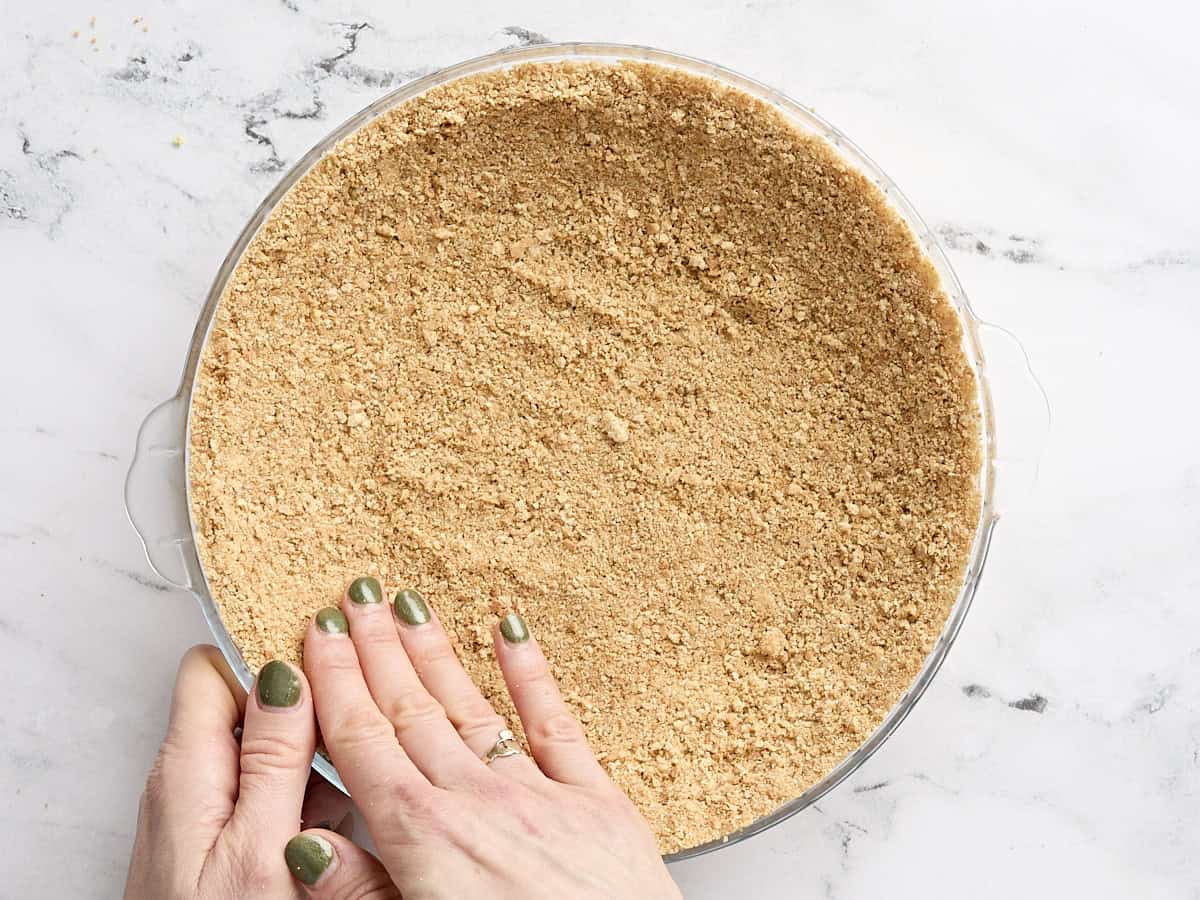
[394,588,430,626]
[315,606,349,634]
[348,576,382,605]
[285,832,334,886]
[499,613,529,644]
[257,660,301,708]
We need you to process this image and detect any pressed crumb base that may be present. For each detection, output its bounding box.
[189,60,981,853]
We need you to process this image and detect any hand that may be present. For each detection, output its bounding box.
[123,646,355,899]
[125,584,681,899]
[288,579,682,899]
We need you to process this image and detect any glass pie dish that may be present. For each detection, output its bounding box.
[125,42,1046,861]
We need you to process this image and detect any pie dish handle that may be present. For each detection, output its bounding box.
[975,321,1052,517]
[124,393,200,591]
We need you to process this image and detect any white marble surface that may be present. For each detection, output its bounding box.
[2,0,1198,896]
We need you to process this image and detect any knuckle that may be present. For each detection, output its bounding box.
[330,706,396,751]
[238,730,310,778]
[510,651,550,681]
[530,710,587,747]
[355,621,400,649]
[412,639,458,670]
[449,696,504,737]
[318,653,369,679]
[380,686,445,728]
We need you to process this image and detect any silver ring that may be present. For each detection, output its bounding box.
[483,728,523,764]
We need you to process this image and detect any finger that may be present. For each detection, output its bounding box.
[493,614,611,787]
[303,602,431,806]
[222,659,315,850]
[300,774,353,831]
[341,577,481,785]
[392,588,541,782]
[284,829,402,898]
[157,645,243,822]
[137,645,243,886]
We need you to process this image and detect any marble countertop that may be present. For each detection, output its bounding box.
[3,0,1198,896]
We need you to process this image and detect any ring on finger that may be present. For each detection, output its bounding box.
[483,729,524,765]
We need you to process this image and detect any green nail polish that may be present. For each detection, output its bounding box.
[285,833,334,886]
[394,588,430,626]
[499,613,529,644]
[257,661,301,708]
[348,576,382,605]
[315,606,349,634]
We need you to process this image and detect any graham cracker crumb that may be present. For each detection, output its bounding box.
[602,411,630,445]
[755,627,789,667]
[189,60,981,854]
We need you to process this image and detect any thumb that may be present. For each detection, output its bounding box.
[284,829,402,899]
